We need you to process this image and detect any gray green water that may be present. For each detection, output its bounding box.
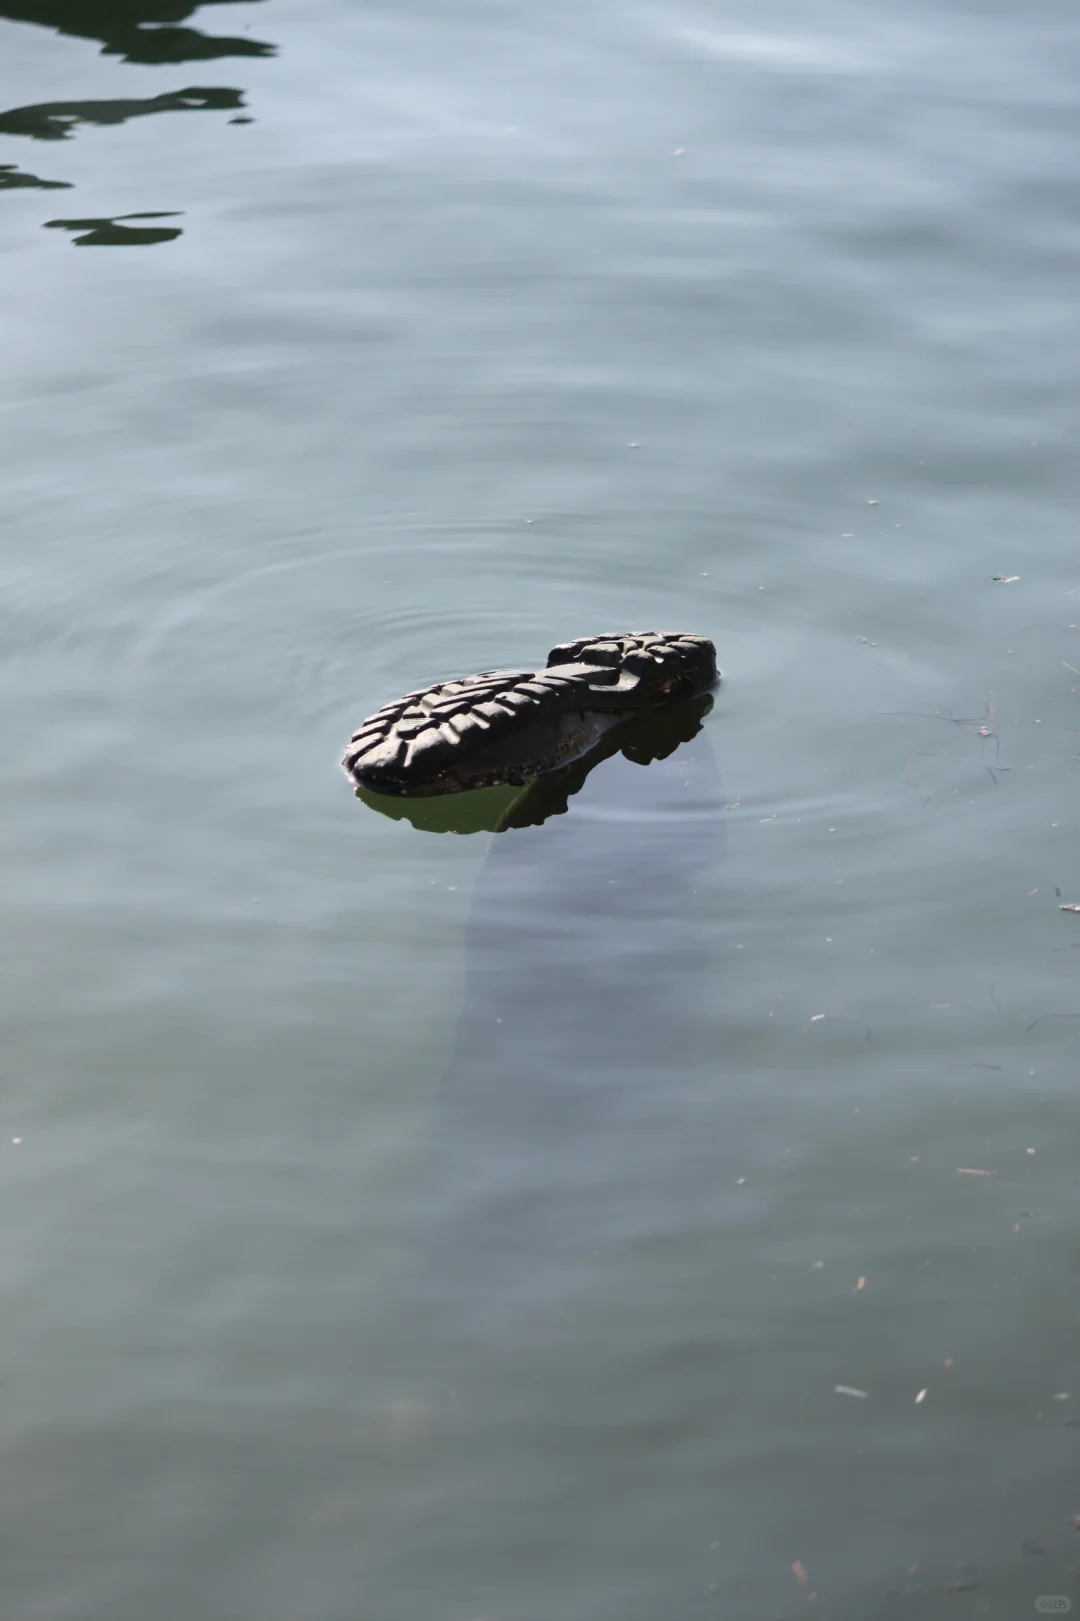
[2,2,1079,1616]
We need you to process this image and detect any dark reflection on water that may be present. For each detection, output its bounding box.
[504,693,716,832]
[0,5,267,243]
[0,0,274,63]
[0,161,70,188]
[0,86,246,141]
[44,209,182,244]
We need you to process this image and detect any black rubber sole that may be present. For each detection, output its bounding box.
[352,689,716,834]
[342,631,718,797]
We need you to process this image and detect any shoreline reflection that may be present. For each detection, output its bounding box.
[44,209,183,244]
[0,1,274,64]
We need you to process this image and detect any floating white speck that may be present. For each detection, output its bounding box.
[915,1388,928,1404]
[11,1138,21,1146]
[835,1385,868,1399]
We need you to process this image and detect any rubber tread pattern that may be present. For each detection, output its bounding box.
[343,631,717,795]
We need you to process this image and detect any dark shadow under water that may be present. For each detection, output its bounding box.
[362,714,783,1619]
[398,711,758,1354]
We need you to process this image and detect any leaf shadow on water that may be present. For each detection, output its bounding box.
[0,1,275,64]
[43,209,182,244]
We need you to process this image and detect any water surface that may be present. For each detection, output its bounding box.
[1,1,1078,1616]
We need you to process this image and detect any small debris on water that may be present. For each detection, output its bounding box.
[792,1561,810,1587]
[915,1388,928,1404]
[1060,904,1080,914]
[835,1385,868,1399]
[855,1276,866,1291]
[991,575,1019,583]
[810,1013,825,1022]
[956,1167,997,1177]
